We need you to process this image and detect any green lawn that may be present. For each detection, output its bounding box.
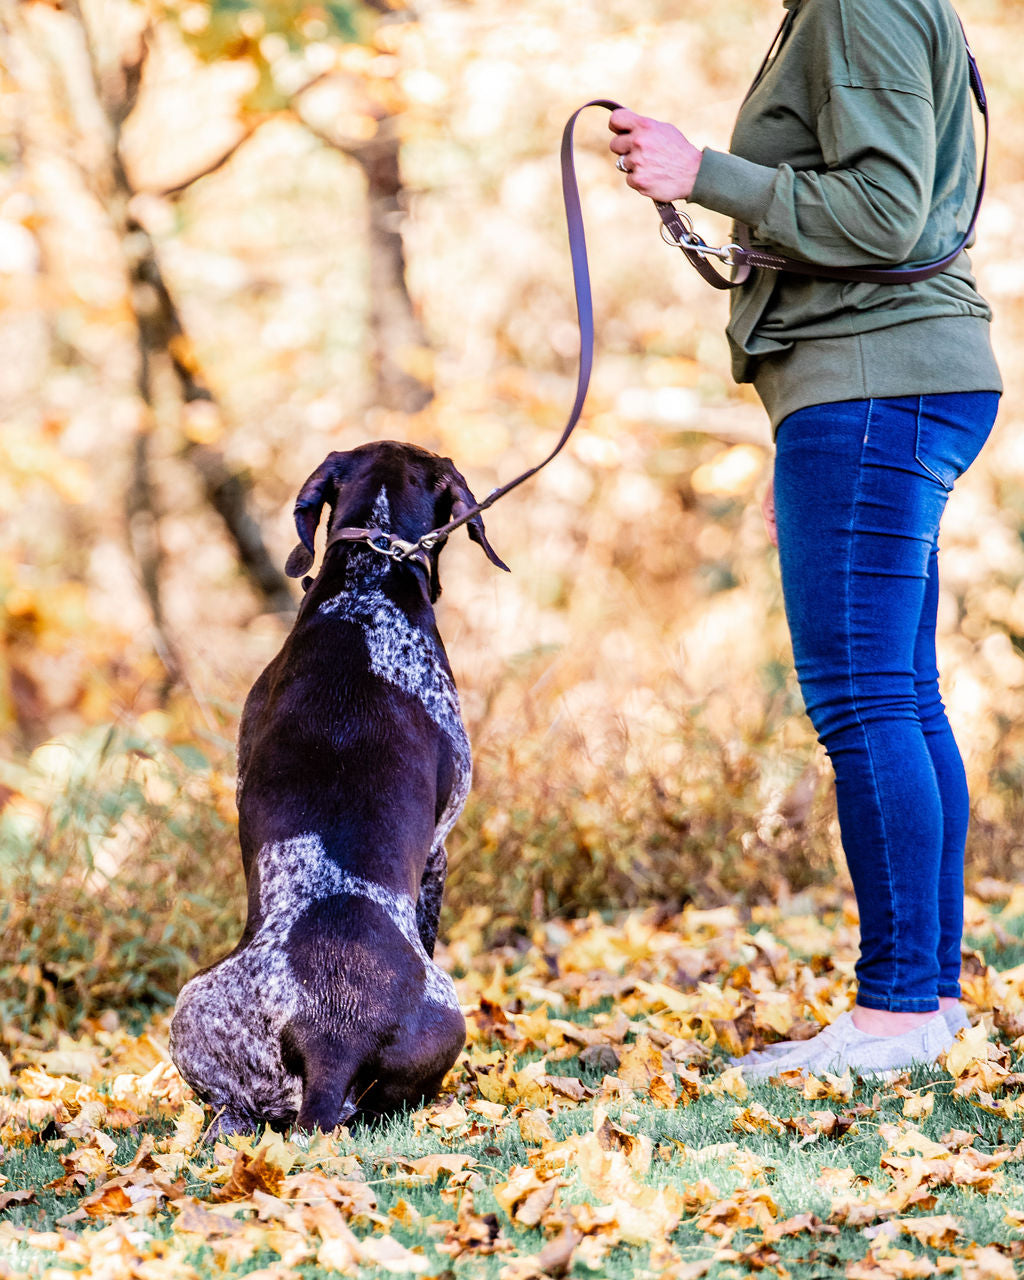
[3,891,1024,1279]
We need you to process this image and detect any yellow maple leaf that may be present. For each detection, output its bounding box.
[802,1069,854,1102]
[731,1103,786,1136]
[357,1234,430,1274]
[167,1100,207,1153]
[847,1245,936,1279]
[493,1165,561,1227]
[616,1036,665,1089]
[944,1022,993,1079]
[695,1188,778,1237]
[517,1108,556,1146]
[395,1153,479,1182]
[510,1060,549,1109]
[954,1245,1019,1280]
[422,1098,470,1134]
[900,1091,935,1120]
[706,1065,748,1101]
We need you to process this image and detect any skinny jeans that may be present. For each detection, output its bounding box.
[774,392,999,1011]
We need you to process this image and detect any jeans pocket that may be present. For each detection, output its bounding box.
[912,392,999,492]
[914,403,958,492]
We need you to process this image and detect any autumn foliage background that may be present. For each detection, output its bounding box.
[2,0,1024,1027]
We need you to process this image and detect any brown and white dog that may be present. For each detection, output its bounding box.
[169,441,507,1133]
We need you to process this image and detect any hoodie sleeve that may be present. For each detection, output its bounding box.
[690,81,937,267]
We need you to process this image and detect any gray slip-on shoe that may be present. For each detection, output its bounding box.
[739,1010,953,1079]
[732,1003,970,1068]
[942,1003,971,1037]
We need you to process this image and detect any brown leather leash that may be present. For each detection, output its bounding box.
[367,98,621,569]
[360,11,987,568]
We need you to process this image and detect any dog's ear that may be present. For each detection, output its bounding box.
[285,452,353,578]
[437,461,510,573]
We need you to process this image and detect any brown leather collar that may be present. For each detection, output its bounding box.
[325,526,433,580]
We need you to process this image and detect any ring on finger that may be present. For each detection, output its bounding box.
[615,156,630,174]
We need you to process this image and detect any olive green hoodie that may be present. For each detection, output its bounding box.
[689,0,1001,430]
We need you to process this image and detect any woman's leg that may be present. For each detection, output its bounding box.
[909,393,1000,997]
[913,538,968,1001]
[775,396,948,1014]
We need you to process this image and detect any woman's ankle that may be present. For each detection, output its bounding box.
[851,1004,940,1036]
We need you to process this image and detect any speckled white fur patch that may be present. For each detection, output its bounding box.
[319,489,472,865]
[170,833,460,1117]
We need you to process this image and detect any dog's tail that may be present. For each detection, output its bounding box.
[282,1024,364,1133]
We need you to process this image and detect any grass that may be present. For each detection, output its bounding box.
[3,893,1024,1278]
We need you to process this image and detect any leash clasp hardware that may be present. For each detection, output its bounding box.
[366,531,421,562]
[384,537,421,560]
[658,206,742,266]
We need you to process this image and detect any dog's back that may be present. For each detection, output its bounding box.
[170,443,506,1132]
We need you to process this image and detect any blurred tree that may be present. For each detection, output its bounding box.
[168,0,434,412]
[9,0,433,686]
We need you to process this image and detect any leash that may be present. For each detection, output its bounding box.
[356,10,987,566]
[360,99,622,568]
[654,12,988,289]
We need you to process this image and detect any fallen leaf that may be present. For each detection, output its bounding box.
[732,1102,786,1136]
[213,1147,287,1202]
[518,1108,556,1145]
[896,1214,961,1249]
[394,1153,479,1183]
[0,1188,36,1211]
[493,1166,562,1227]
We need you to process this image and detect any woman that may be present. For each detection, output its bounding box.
[609,0,1001,1076]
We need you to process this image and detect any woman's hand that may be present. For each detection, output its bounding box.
[762,478,778,547]
[608,108,703,202]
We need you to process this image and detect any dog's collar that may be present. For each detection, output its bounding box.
[325,526,434,580]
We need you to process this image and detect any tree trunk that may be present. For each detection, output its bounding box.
[311,116,434,414]
[62,0,294,647]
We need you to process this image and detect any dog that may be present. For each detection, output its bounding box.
[169,441,508,1133]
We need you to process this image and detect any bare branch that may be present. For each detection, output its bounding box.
[157,120,263,200]
[154,69,332,200]
[111,23,152,129]
[291,67,335,101]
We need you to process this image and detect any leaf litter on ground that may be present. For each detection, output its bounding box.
[3,886,1024,1277]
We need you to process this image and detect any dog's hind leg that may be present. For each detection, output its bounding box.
[359,1000,466,1120]
[288,1036,363,1134]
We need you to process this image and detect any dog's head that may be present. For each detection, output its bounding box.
[284,441,508,601]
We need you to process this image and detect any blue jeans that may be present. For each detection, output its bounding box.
[774,392,999,1012]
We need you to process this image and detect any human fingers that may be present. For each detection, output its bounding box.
[608,107,644,134]
[609,133,631,156]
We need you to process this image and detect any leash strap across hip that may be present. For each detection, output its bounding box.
[656,12,989,290]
